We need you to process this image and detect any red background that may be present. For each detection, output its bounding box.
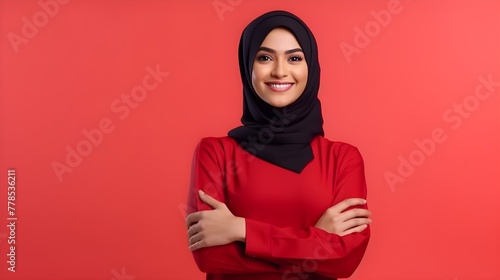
[1,0,499,279]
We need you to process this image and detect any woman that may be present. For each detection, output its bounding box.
[186,10,371,280]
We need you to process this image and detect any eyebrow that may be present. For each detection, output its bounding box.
[257,47,303,54]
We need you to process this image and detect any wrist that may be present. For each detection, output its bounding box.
[232,217,246,242]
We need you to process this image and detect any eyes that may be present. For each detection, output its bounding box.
[256,54,304,63]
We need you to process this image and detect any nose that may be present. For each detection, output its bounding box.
[271,59,288,78]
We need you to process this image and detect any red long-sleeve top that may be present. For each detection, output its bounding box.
[186,135,370,280]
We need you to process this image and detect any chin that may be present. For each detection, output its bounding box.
[256,89,301,108]
[266,99,293,108]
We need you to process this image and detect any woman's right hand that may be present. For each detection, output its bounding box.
[314,198,371,236]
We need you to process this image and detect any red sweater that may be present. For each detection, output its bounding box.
[186,135,370,280]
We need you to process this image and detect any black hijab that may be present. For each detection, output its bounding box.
[228,10,324,173]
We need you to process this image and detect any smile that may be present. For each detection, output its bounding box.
[266,83,294,92]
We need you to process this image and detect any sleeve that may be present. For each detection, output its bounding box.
[243,146,370,279]
[186,138,282,274]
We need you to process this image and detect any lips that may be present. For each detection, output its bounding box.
[265,82,294,92]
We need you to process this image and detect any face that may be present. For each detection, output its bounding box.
[252,27,308,108]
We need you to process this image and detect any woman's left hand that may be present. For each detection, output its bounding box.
[186,190,245,251]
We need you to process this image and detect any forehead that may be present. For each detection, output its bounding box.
[260,27,301,49]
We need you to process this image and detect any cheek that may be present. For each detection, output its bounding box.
[252,64,267,80]
[299,65,308,83]
[252,66,270,91]
[295,65,308,91]
[252,66,262,83]
[251,70,259,90]
[251,69,266,98]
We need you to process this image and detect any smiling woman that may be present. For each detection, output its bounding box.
[185,10,371,280]
[252,27,308,108]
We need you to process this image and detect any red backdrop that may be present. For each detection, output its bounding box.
[1,0,499,279]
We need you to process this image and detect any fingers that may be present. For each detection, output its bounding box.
[185,212,202,228]
[186,190,227,227]
[187,223,201,238]
[340,224,369,237]
[188,231,203,246]
[330,198,367,213]
[198,190,225,209]
[341,218,372,232]
[187,221,205,251]
[187,224,205,251]
[189,241,204,251]
[189,233,205,251]
[337,208,371,222]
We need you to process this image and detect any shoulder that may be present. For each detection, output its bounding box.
[314,135,364,164]
[195,136,238,156]
[197,136,237,148]
[191,136,237,169]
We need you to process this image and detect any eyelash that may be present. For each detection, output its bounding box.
[257,55,304,62]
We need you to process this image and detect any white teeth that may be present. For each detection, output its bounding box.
[268,83,292,88]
